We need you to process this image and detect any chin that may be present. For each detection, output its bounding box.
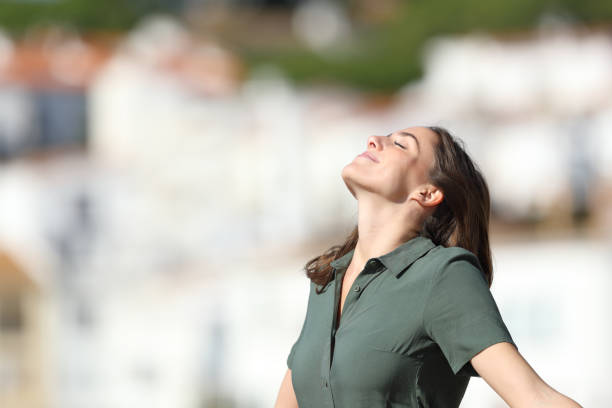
[340,164,352,182]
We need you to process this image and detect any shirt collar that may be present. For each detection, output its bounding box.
[329,235,437,277]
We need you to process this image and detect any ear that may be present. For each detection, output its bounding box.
[413,184,444,208]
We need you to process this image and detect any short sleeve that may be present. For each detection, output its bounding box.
[287,281,313,369]
[423,249,517,377]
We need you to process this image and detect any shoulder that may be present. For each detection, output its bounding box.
[425,244,480,267]
[425,245,485,283]
[309,274,335,300]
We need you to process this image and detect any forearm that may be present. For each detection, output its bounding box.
[530,385,583,408]
[471,343,583,408]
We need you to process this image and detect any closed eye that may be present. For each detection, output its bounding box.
[394,141,406,149]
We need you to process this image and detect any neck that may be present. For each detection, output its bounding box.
[350,193,423,273]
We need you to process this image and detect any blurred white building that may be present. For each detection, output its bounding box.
[0,16,611,408]
[392,27,612,224]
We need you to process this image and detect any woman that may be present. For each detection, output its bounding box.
[274,126,583,408]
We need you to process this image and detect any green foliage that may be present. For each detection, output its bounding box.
[1,0,610,90]
[245,0,612,91]
[0,0,178,34]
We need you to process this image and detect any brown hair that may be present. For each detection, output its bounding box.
[304,126,494,292]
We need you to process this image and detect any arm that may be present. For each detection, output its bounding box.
[471,342,583,408]
[274,369,298,408]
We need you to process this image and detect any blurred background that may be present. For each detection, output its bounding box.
[0,0,610,407]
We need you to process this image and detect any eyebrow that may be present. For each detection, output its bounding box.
[388,131,420,153]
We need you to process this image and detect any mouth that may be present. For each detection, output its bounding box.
[357,151,379,163]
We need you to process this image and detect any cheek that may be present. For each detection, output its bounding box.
[393,165,422,195]
[380,168,410,196]
[404,160,427,184]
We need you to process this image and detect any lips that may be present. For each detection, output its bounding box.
[358,151,379,163]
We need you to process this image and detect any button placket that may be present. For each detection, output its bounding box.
[325,259,386,406]
[349,259,385,303]
[340,259,377,298]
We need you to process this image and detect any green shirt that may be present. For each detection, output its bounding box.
[286,235,517,408]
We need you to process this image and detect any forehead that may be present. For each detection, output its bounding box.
[396,126,439,148]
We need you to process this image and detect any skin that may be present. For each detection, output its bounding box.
[275,126,583,408]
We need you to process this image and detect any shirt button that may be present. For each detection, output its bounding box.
[367,259,380,270]
[353,285,361,292]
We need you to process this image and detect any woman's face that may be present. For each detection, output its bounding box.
[341,126,440,203]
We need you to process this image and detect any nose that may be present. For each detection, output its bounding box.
[367,135,383,150]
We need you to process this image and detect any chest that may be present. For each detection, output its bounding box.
[290,268,441,405]
[330,266,431,353]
